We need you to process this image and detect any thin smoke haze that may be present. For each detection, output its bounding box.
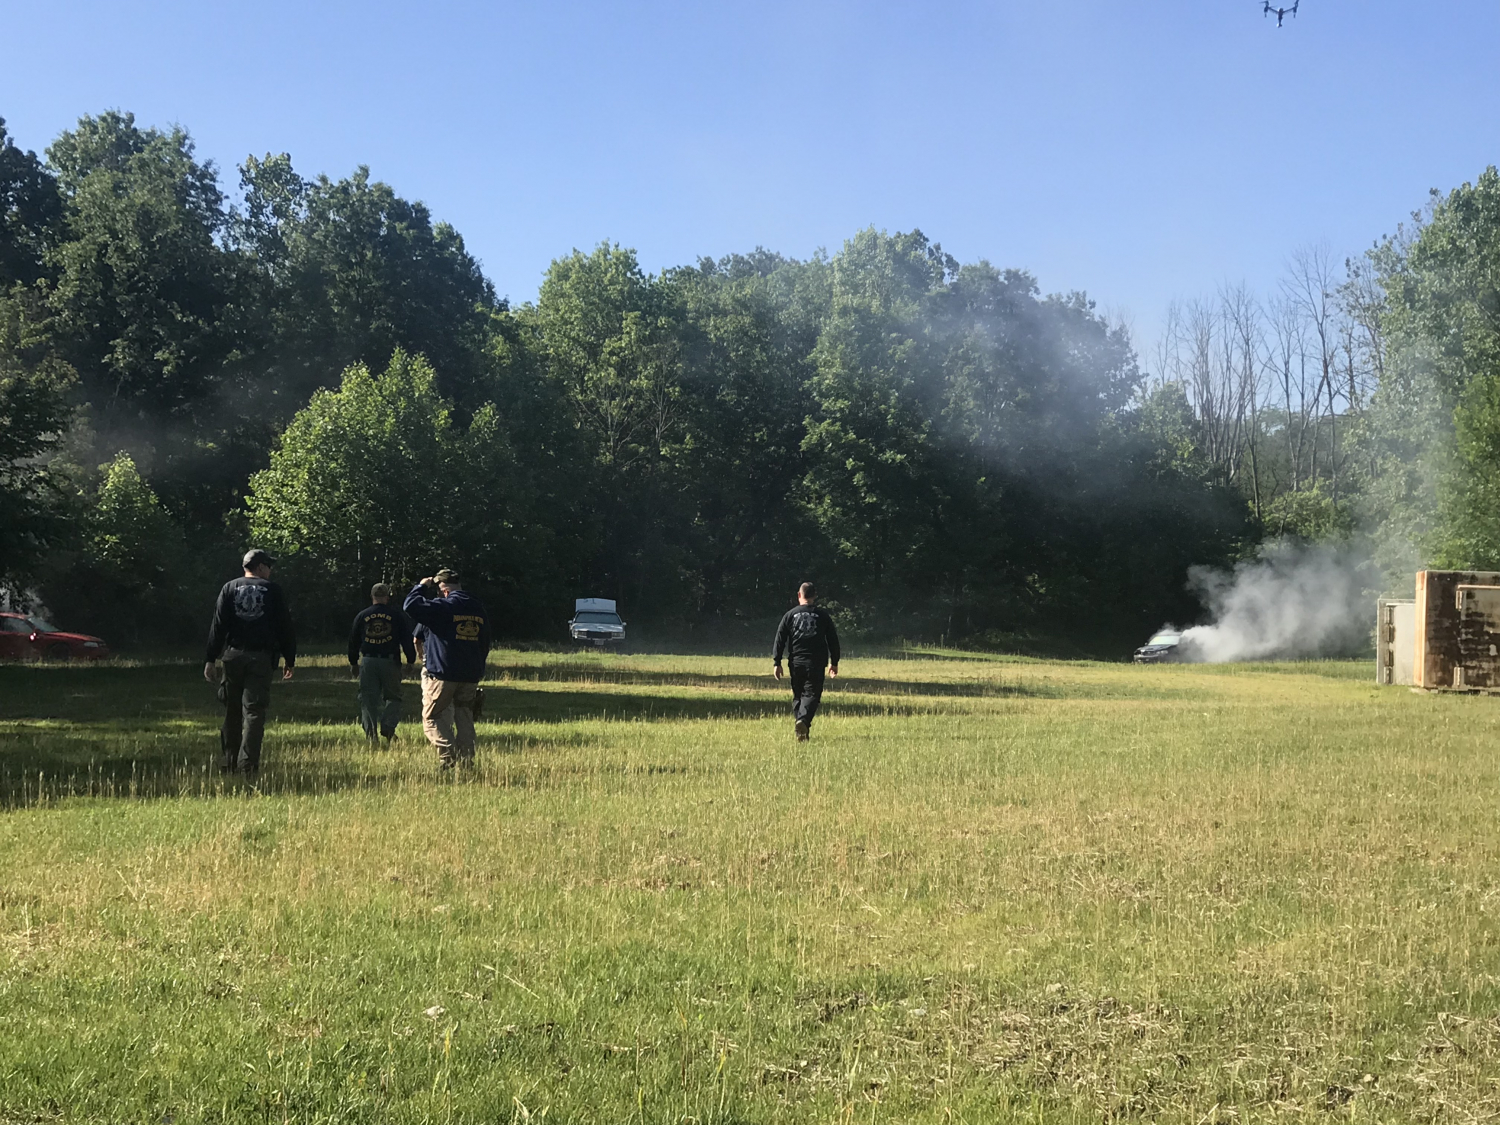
[1174,542,1369,663]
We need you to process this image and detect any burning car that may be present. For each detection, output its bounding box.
[1133,630,1184,664]
[0,612,111,661]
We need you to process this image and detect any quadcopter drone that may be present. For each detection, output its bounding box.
[1263,0,1299,26]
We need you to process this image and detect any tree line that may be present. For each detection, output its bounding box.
[2,110,1496,650]
[1148,167,1500,597]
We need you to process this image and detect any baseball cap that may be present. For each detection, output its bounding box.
[371,582,392,598]
[243,548,277,570]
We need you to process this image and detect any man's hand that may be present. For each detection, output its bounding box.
[203,661,218,683]
[830,664,839,678]
[283,666,295,681]
[773,663,783,680]
[349,664,360,679]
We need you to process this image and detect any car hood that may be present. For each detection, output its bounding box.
[38,631,106,644]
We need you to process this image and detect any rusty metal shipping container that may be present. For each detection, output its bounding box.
[1414,569,1500,691]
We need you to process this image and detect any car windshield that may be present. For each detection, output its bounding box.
[1147,633,1180,646]
[28,618,58,633]
[575,612,622,625]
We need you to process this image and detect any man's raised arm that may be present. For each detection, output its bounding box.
[403,582,440,626]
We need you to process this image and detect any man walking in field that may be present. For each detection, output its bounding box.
[204,549,296,774]
[403,569,491,768]
[772,582,840,741]
[348,583,417,747]
[412,622,454,734]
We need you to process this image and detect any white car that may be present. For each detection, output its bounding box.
[569,598,626,648]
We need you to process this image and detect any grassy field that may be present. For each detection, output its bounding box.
[3,649,1500,1123]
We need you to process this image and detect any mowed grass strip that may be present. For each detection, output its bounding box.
[2,650,1500,1122]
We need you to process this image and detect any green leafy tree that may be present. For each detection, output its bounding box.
[535,243,681,469]
[233,157,497,411]
[1133,381,1205,478]
[0,118,61,289]
[246,351,526,623]
[800,230,946,599]
[44,112,232,426]
[0,302,75,586]
[1368,167,1500,570]
[665,253,823,611]
[0,103,1269,648]
[31,452,203,647]
[90,452,186,574]
[530,244,689,610]
[0,121,79,589]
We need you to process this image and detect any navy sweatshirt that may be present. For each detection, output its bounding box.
[402,585,491,682]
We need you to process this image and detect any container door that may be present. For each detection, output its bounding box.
[1455,585,1500,688]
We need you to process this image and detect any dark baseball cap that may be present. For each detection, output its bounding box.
[243,548,278,570]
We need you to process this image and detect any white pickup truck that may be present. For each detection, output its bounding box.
[569,598,626,648]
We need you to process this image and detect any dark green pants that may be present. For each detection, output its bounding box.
[221,648,274,772]
[358,655,404,738]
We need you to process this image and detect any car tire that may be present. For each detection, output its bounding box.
[46,643,71,661]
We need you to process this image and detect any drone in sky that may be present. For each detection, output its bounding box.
[1263,0,1299,26]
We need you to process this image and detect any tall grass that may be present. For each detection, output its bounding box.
[2,650,1498,1122]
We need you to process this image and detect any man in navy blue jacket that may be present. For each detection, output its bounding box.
[348,583,417,746]
[403,568,491,767]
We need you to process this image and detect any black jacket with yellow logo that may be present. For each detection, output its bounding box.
[349,604,417,666]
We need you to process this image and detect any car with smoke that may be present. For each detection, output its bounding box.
[1133,629,1184,664]
[0,612,111,661]
[568,598,626,648]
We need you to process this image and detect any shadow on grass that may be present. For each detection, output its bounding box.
[491,661,1037,699]
[0,721,633,807]
[0,662,941,723]
[0,662,933,807]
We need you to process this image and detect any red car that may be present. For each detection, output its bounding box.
[0,612,111,661]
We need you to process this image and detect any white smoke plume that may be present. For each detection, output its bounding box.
[1175,542,1370,663]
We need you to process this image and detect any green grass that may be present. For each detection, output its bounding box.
[3,649,1499,1123]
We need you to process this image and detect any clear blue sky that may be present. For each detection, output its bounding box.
[4,1,1498,356]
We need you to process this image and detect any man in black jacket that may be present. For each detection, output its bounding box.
[349,583,417,747]
[772,582,841,742]
[204,549,296,774]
